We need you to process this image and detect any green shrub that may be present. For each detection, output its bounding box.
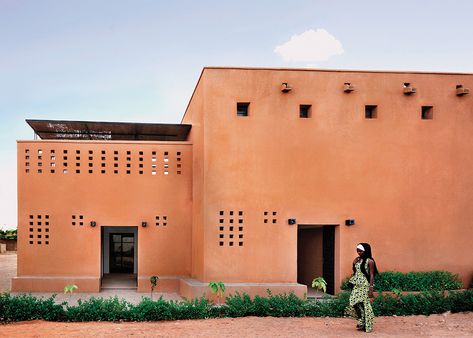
[225,292,254,317]
[1,289,473,323]
[66,296,132,321]
[341,270,463,292]
[0,293,65,322]
[174,297,212,320]
[448,289,473,313]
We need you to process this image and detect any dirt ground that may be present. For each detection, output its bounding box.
[1,312,472,337]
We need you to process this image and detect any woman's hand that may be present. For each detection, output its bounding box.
[368,285,374,298]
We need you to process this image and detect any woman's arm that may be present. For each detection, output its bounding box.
[368,259,375,297]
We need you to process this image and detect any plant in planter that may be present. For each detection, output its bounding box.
[150,275,159,300]
[208,281,225,305]
[311,276,327,293]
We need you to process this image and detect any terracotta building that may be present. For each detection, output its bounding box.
[12,67,473,297]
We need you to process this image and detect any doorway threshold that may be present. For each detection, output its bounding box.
[101,273,137,290]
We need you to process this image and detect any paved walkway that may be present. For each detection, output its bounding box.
[0,251,16,293]
[0,252,182,305]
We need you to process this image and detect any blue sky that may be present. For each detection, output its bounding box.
[1,0,472,228]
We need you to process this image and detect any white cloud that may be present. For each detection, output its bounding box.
[274,29,344,63]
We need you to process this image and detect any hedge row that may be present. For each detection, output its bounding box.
[341,271,463,292]
[1,290,473,323]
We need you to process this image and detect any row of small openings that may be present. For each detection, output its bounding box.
[237,103,316,118]
[219,210,244,225]
[237,102,435,120]
[72,215,84,226]
[155,215,168,226]
[28,214,50,245]
[365,105,433,120]
[264,211,278,224]
[25,149,182,175]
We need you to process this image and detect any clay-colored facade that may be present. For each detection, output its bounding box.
[13,68,473,296]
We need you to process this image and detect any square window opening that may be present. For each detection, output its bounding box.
[237,102,249,117]
[365,105,378,119]
[422,106,433,120]
[300,105,312,118]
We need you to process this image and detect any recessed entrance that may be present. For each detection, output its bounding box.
[110,233,134,273]
[101,226,138,290]
[297,225,336,295]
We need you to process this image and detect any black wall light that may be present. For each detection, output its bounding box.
[90,221,97,227]
[288,218,297,225]
[345,219,355,226]
[141,221,147,227]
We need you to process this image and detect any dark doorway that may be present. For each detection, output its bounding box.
[322,226,335,294]
[297,225,336,295]
[109,233,134,273]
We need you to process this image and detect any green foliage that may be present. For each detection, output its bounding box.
[64,284,78,295]
[0,293,65,322]
[372,291,454,316]
[341,270,463,292]
[0,229,17,240]
[1,289,473,323]
[66,296,132,321]
[311,277,327,293]
[129,297,176,321]
[208,281,225,304]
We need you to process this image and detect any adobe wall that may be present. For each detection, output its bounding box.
[13,140,192,292]
[194,68,473,289]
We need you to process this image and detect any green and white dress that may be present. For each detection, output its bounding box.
[345,259,375,333]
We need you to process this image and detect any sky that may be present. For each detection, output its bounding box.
[1,0,472,229]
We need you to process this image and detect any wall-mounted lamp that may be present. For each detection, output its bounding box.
[288,218,297,225]
[456,84,470,96]
[345,219,355,226]
[141,221,147,228]
[403,83,417,95]
[281,82,292,93]
[90,221,97,227]
[343,82,355,93]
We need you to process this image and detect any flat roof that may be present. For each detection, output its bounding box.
[202,66,473,76]
[26,119,191,141]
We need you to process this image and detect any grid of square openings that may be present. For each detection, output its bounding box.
[218,210,244,247]
[28,214,50,245]
[155,215,168,226]
[71,215,84,226]
[25,148,185,176]
[264,211,278,224]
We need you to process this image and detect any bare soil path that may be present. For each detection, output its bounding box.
[2,312,473,337]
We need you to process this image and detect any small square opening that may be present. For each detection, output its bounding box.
[421,106,433,120]
[237,102,249,117]
[299,105,311,118]
[365,105,378,119]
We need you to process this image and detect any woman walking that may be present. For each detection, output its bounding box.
[345,242,378,333]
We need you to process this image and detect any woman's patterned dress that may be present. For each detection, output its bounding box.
[345,259,375,332]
